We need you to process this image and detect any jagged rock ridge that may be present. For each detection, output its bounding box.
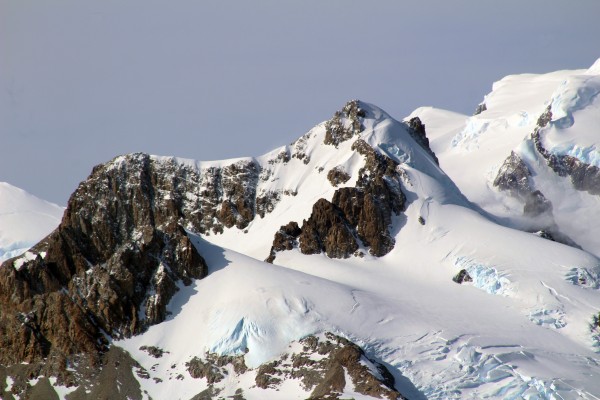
[0,154,210,373]
[532,106,600,195]
[405,116,439,165]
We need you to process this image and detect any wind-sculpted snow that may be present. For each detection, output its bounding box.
[549,75,600,129]
[451,118,491,150]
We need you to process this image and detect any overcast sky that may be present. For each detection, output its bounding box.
[2,0,600,205]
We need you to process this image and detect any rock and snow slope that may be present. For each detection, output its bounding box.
[0,182,63,262]
[410,58,600,258]
[2,81,600,399]
[115,100,600,399]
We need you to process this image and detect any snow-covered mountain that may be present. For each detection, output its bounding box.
[2,64,600,400]
[0,182,63,262]
[409,58,600,257]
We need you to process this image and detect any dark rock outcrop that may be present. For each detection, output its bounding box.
[0,346,148,400]
[324,100,365,147]
[266,222,302,263]
[184,332,405,399]
[298,199,359,258]
[265,333,404,400]
[139,345,168,358]
[493,151,552,217]
[0,153,210,370]
[534,230,555,241]
[199,160,261,233]
[327,166,351,187]
[0,147,308,369]
[406,117,439,165]
[453,269,473,284]
[532,106,600,195]
[473,102,487,115]
[493,151,532,197]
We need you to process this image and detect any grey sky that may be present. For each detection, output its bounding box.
[2,0,599,205]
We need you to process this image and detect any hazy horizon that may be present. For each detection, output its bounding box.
[2,0,600,205]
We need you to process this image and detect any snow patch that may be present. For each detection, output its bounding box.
[550,76,600,127]
[12,251,38,271]
[527,308,566,329]
[49,376,78,398]
[451,119,491,150]
[208,317,264,356]
[379,143,410,164]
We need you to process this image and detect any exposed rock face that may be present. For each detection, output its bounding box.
[198,160,262,233]
[406,116,439,165]
[0,346,147,400]
[266,222,302,263]
[269,137,407,261]
[0,153,210,370]
[331,139,406,257]
[493,151,552,217]
[494,151,532,197]
[139,345,168,358]
[185,333,405,400]
[532,106,600,195]
[187,353,247,383]
[327,166,351,187]
[453,269,473,284]
[298,199,359,258]
[473,102,487,115]
[265,333,404,400]
[324,100,365,147]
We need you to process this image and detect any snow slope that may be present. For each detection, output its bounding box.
[114,101,600,399]
[0,182,64,262]
[409,58,600,258]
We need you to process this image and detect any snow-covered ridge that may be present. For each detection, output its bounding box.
[411,57,600,256]
[0,182,63,262]
[132,100,459,260]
